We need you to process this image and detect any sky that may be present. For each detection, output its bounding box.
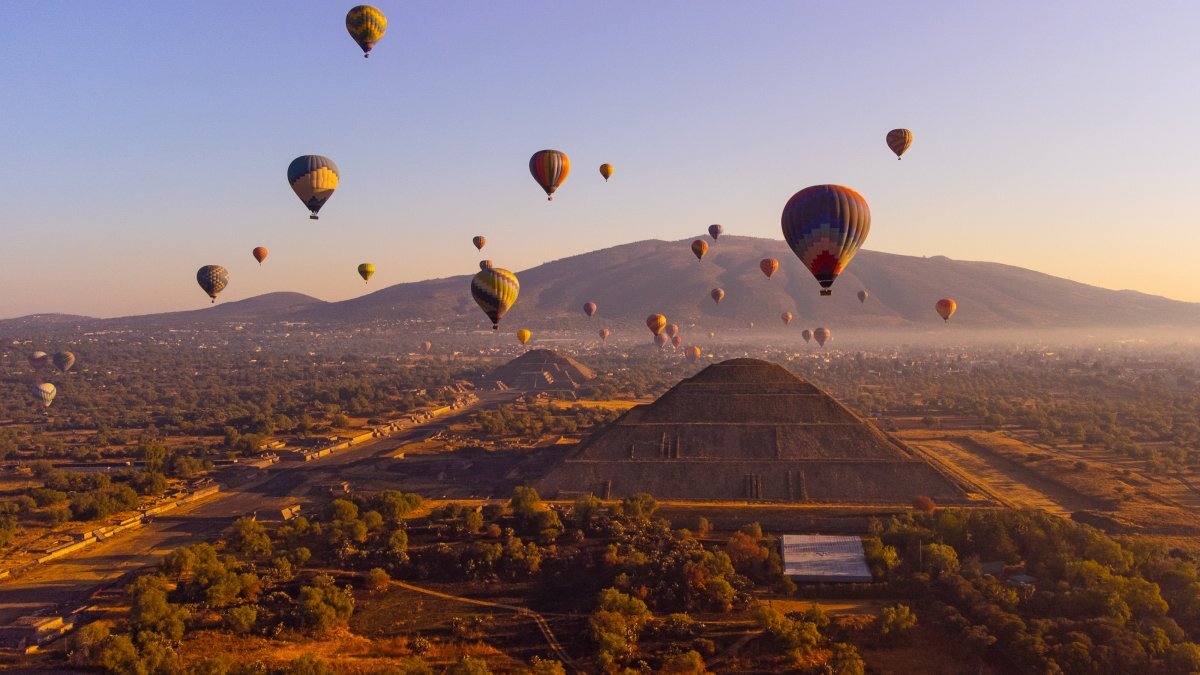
[2,1,1199,318]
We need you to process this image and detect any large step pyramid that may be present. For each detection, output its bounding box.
[537,358,971,503]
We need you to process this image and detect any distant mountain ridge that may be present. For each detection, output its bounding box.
[3,237,1198,332]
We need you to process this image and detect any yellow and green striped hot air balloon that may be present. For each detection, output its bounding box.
[346,5,387,58]
[471,267,520,330]
[358,263,375,283]
[287,155,339,219]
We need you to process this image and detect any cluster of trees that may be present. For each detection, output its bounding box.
[475,402,621,438]
[867,508,1200,673]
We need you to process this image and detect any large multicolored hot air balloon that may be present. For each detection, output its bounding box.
[936,298,957,322]
[53,352,75,373]
[346,5,387,58]
[814,327,831,347]
[358,263,375,283]
[671,335,683,349]
[32,383,56,408]
[529,150,569,201]
[583,302,597,318]
[472,267,520,329]
[252,247,268,265]
[685,346,701,363]
[760,258,779,279]
[780,312,793,325]
[599,163,614,181]
[473,236,486,251]
[196,265,229,303]
[887,129,913,160]
[801,329,813,343]
[479,260,493,270]
[708,224,723,240]
[781,184,870,296]
[665,323,680,338]
[710,288,725,304]
[691,239,708,261]
[517,329,532,345]
[28,352,49,368]
[857,290,869,304]
[646,314,667,337]
[288,155,339,219]
[655,333,669,349]
[599,328,611,342]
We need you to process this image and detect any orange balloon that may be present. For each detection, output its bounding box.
[646,314,667,336]
[691,239,708,261]
[760,258,779,278]
[936,298,957,322]
[252,247,268,265]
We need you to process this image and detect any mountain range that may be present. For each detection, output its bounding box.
[4,237,1198,332]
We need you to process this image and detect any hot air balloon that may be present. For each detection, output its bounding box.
[781,185,870,296]
[32,383,55,408]
[857,290,869,304]
[358,263,375,283]
[655,333,669,349]
[28,352,49,368]
[708,224,723,240]
[599,328,611,342]
[252,247,268,265]
[690,239,708,261]
[473,236,486,251]
[708,331,716,338]
[53,352,75,373]
[936,298,957,322]
[529,150,569,201]
[196,265,229,303]
[599,163,614,181]
[479,260,493,270]
[583,302,597,318]
[801,329,813,343]
[287,155,338,219]
[814,327,831,347]
[646,314,667,337]
[748,321,755,329]
[517,329,532,345]
[421,341,432,353]
[345,5,386,58]
[887,128,913,159]
[760,258,779,279]
[685,346,701,363]
[665,323,680,338]
[710,288,725,304]
[472,267,520,329]
[781,312,793,325]
[671,335,683,349]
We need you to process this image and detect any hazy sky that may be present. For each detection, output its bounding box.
[3,1,1199,318]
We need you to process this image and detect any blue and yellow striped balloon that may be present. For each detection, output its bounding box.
[287,155,339,219]
[471,267,520,329]
[346,5,387,58]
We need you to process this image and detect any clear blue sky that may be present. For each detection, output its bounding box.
[3,1,1199,317]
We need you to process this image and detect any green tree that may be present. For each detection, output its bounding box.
[229,516,272,557]
[878,604,917,641]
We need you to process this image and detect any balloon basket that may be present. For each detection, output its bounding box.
[820,290,832,296]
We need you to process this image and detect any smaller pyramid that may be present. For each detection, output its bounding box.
[538,359,971,503]
[486,349,595,392]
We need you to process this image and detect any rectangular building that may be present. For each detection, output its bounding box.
[780,535,873,583]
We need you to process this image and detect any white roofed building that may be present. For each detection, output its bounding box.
[781,535,873,583]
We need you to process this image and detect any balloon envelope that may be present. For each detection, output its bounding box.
[655,333,669,348]
[936,298,957,321]
[665,323,680,338]
[529,150,570,200]
[857,290,869,304]
[646,314,667,336]
[53,352,75,373]
[358,263,375,282]
[28,351,49,367]
[887,128,913,159]
[196,265,229,302]
[708,224,723,240]
[760,258,779,278]
[814,327,831,346]
[32,383,56,408]
[473,236,486,250]
[801,329,813,343]
[472,268,520,329]
[345,5,387,57]
[710,288,724,304]
[781,312,793,325]
[287,155,339,219]
[599,328,611,341]
[599,163,614,181]
[479,260,493,270]
[781,185,870,295]
[685,346,701,363]
[252,247,268,264]
[583,302,597,317]
[691,239,709,261]
[517,329,532,344]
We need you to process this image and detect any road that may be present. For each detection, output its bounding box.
[0,393,515,625]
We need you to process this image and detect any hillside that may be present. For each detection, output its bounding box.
[4,237,1198,332]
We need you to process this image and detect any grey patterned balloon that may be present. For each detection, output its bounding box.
[196,265,229,303]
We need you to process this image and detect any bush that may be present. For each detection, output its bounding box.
[365,567,390,592]
[878,604,917,640]
[225,605,257,634]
